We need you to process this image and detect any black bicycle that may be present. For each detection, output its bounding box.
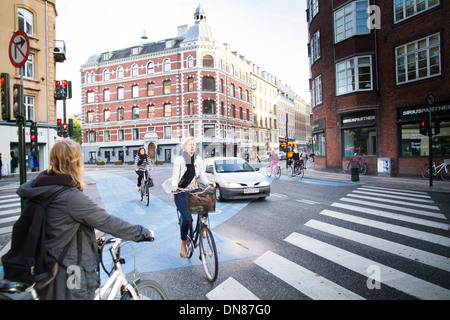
[287,159,305,178]
[139,169,153,206]
[175,186,218,282]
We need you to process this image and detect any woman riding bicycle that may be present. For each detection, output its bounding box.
[270,150,279,175]
[166,137,214,258]
[134,147,153,192]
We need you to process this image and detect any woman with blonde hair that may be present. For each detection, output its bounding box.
[16,139,154,300]
[169,137,214,258]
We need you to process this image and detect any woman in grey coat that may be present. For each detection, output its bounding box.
[16,139,154,300]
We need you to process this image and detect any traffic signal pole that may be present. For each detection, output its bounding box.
[428,107,433,187]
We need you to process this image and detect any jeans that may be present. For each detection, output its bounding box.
[174,192,192,241]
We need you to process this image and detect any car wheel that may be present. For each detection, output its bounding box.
[215,185,224,202]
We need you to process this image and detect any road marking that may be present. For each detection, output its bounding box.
[320,209,450,247]
[346,194,440,210]
[254,251,365,300]
[305,219,450,272]
[285,232,450,300]
[352,190,434,203]
[206,277,260,300]
[331,202,450,230]
[296,199,320,205]
[357,187,431,199]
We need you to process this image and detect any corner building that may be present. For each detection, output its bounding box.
[81,6,253,163]
[308,0,450,176]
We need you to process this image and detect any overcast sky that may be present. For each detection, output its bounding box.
[55,0,309,116]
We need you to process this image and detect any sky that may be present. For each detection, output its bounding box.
[55,0,310,116]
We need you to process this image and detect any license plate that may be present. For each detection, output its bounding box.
[244,188,259,194]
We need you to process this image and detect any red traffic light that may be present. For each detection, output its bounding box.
[62,80,67,86]
[63,123,68,130]
[57,118,61,125]
[30,134,36,141]
[0,76,4,87]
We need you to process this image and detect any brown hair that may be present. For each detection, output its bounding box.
[48,139,85,190]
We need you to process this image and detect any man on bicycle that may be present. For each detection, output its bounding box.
[291,149,302,172]
[134,147,153,191]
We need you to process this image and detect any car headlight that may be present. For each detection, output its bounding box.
[226,182,242,188]
[258,180,270,187]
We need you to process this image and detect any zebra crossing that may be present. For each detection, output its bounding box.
[0,188,21,236]
[207,186,450,300]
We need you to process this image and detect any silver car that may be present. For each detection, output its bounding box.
[203,157,271,202]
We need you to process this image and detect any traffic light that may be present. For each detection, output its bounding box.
[61,80,72,99]
[30,122,38,156]
[68,118,74,136]
[57,118,62,136]
[62,122,68,137]
[434,115,440,135]
[1,73,11,121]
[419,120,429,136]
[13,83,24,120]
[55,80,63,100]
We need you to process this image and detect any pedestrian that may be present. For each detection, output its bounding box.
[16,139,154,300]
[165,137,214,258]
[300,147,309,169]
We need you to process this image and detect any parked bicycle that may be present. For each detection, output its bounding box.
[175,186,218,282]
[422,159,450,181]
[343,157,367,175]
[89,157,97,164]
[138,169,153,206]
[0,236,168,300]
[266,162,281,179]
[287,159,305,178]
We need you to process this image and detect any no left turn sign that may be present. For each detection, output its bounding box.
[9,31,30,68]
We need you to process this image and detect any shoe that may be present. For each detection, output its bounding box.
[180,251,189,258]
[136,187,140,191]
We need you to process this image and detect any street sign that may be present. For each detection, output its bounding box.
[9,31,30,68]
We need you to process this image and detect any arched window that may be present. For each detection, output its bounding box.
[103,69,110,82]
[163,59,171,72]
[18,8,33,36]
[131,64,139,77]
[147,61,154,74]
[117,66,124,79]
[187,56,194,69]
[203,55,214,68]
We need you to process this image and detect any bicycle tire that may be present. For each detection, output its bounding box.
[275,166,281,179]
[440,165,450,181]
[265,166,271,177]
[287,166,294,177]
[199,227,218,282]
[343,162,351,174]
[139,186,143,201]
[359,163,367,175]
[122,280,168,300]
[297,166,304,179]
[422,164,430,179]
[144,183,150,206]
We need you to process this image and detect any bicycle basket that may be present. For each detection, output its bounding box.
[186,187,216,214]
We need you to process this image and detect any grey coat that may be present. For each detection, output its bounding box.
[16,173,151,300]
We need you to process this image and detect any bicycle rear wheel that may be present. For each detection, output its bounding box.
[359,163,367,175]
[265,166,271,177]
[422,164,430,179]
[343,163,351,174]
[441,165,450,181]
[122,280,168,300]
[287,166,294,177]
[275,166,281,179]
[295,166,304,179]
[199,226,218,282]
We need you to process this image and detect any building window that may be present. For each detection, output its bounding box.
[164,126,172,139]
[118,87,124,100]
[87,111,95,123]
[310,30,321,64]
[24,96,35,121]
[147,61,155,74]
[103,89,110,102]
[395,33,441,85]
[230,83,235,97]
[188,101,195,115]
[87,91,95,103]
[308,0,319,21]
[164,103,172,117]
[203,100,215,114]
[394,0,440,23]
[312,75,322,107]
[202,77,215,91]
[187,56,194,68]
[204,124,215,137]
[104,130,110,142]
[131,64,139,77]
[334,0,369,43]
[132,106,139,119]
[132,85,139,98]
[163,59,171,72]
[20,53,34,79]
[313,133,326,156]
[188,77,194,91]
[147,82,155,96]
[118,108,124,121]
[148,105,155,118]
[118,129,124,141]
[18,8,33,36]
[163,80,171,94]
[400,121,450,156]
[133,128,139,140]
[189,124,195,137]
[104,109,110,122]
[343,127,376,156]
[203,55,214,68]
[89,131,96,143]
[103,69,110,82]
[336,56,372,95]
[117,67,124,79]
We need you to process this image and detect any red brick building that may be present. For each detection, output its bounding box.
[308,0,449,176]
[80,6,253,163]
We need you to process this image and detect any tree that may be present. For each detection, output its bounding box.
[69,115,82,144]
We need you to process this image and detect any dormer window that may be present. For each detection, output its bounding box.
[131,46,142,55]
[102,52,112,60]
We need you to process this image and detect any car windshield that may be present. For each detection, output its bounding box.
[215,159,254,173]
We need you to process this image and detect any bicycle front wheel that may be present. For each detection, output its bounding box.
[359,163,367,175]
[296,167,304,179]
[144,184,150,206]
[422,164,430,179]
[441,165,450,181]
[122,280,168,300]
[275,166,281,179]
[343,163,351,174]
[287,166,294,177]
[199,227,218,282]
[265,166,271,177]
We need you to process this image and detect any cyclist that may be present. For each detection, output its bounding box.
[269,150,279,175]
[166,137,215,258]
[291,149,302,172]
[134,147,154,192]
[300,147,309,169]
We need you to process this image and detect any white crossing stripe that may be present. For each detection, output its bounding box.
[320,209,450,247]
[285,232,450,300]
[0,208,20,216]
[296,199,320,205]
[332,202,450,230]
[304,219,450,272]
[352,190,434,203]
[0,203,21,210]
[254,251,364,300]
[340,197,445,219]
[357,187,431,199]
[206,277,259,300]
[0,226,13,235]
[361,185,428,195]
[346,194,440,210]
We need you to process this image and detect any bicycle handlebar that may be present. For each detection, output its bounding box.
[173,184,215,194]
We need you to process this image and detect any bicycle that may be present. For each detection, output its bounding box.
[287,159,304,178]
[422,159,450,181]
[89,157,97,164]
[138,169,152,206]
[175,186,218,282]
[266,162,281,179]
[343,157,367,175]
[0,236,168,300]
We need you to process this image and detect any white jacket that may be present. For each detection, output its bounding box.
[162,155,211,193]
